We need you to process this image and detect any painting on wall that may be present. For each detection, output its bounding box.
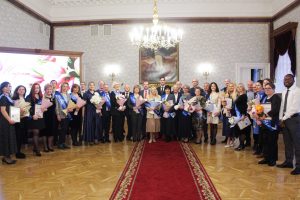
[139,46,179,83]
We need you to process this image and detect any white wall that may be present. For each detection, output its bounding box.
[0,0,49,49]
[54,23,269,88]
[274,5,300,85]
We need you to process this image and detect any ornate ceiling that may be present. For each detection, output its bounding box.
[17,0,296,22]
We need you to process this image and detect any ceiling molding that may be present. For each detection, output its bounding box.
[7,0,51,25]
[272,0,300,21]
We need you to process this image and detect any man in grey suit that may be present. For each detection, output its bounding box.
[277,74,300,175]
[140,81,150,139]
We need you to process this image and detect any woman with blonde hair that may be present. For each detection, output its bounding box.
[234,83,250,151]
[146,86,161,143]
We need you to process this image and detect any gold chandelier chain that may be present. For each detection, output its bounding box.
[153,0,159,25]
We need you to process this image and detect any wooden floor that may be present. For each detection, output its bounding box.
[0,134,300,200]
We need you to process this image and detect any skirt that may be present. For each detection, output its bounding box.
[146,118,160,133]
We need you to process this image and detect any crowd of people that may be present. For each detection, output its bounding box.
[0,75,300,175]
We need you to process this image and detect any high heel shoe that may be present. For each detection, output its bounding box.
[33,149,42,157]
[2,158,17,165]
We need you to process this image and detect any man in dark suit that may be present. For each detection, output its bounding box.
[176,81,184,94]
[190,79,199,97]
[202,82,210,143]
[221,79,231,92]
[97,80,105,95]
[123,84,133,141]
[140,81,150,139]
[172,85,182,140]
[157,77,166,96]
[101,84,111,143]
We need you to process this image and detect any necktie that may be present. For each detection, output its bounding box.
[144,90,147,98]
[161,86,163,93]
[125,92,129,98]
[283,89,290,115]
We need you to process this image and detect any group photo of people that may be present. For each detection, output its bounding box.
[1,74,300,175]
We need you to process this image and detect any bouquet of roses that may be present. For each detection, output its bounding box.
[204,100,215,112]
[228,116,241,128]
[116,94,127,111]
[14,99,31,117]
[90,93,105,113]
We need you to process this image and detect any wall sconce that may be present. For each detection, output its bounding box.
[104,64,121,82]
[197,63,213,81]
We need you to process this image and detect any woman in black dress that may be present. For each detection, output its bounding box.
[70,84,83,146]
[234,83,250,151]
[0,82,17,164]
[257,82,281,166]
[42,84,56,152]
[127,85,143,142]
[178,85,192,142]
[12,85,28,158]
[26,83,45,156]
[82,82,98,145]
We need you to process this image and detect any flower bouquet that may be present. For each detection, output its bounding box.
[62,100,77,115]
[116,94,127,111]
[204,100,215,112]
[228,116,240,128]
[14,99,31,117]
[41,98,53,110]
[133,96,147,113]
[74,97,86,115]
[145,101,161,115]
[162,100,175,118]
[90,93,105,113]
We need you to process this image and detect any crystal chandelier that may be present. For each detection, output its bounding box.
[129,0,183,50]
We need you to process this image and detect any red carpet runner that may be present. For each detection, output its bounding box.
[110,141,221,200]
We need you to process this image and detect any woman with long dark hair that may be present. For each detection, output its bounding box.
[0,82,17,164]
[26,83,45,156]
[69,84,83,146]
[12,85,27,158]
[207,82,221,145]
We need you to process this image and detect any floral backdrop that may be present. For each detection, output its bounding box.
[0,53,80,93]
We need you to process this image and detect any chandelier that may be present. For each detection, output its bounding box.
[129,0,183,50]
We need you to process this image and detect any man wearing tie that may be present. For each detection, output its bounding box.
[97,80,105,96]
[123,84,133,141]
[157,77,166,96]
[101,84,111,143]
[172,85,182,140]
[140,81,150,139]
[277,74,300,175]
[80,82,86,96]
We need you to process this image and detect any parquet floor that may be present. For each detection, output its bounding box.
[0,133,300,200]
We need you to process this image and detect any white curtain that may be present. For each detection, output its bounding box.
[275,51,294,93]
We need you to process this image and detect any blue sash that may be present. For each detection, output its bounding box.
[105,94,111,109]
[182,110,191,116]
[70,94,78,103]
[261,119,278,132]
[55,92,68,110]
[130,94,136,106]
[0,94,14,105]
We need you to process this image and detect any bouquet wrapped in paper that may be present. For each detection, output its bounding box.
[90,93,105,113]
[14,98,31,117]
[74,97,86,115]
[133,96,147,113]
[162,100,174,112]
[228,116,241,128]
[145,101,161,115]
[41,98,53,110]
[204,100,215,112]
[62,100,77,115]
[116,94,127,111]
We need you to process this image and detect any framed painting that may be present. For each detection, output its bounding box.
[139,46,179,83]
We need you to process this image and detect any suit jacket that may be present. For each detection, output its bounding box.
[123,91,133,115]
[140,89,150,99]
[110,91,125,116]
[157,85,166,96]
[172,92,182,105]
